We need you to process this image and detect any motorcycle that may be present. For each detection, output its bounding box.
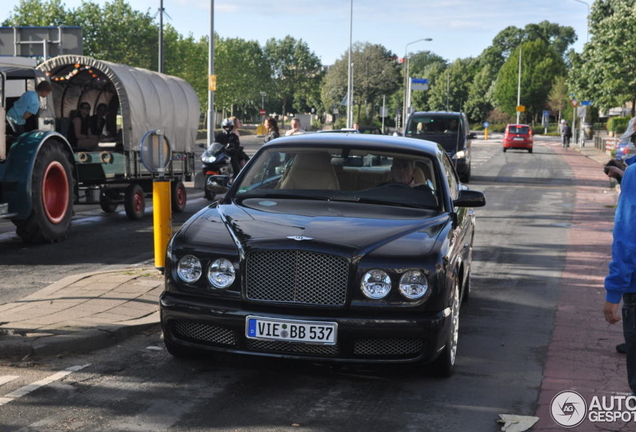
[200,142,233,201]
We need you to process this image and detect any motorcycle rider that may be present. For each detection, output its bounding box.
[215,118,248,178]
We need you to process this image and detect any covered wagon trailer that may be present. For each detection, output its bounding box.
[37,55,199,219]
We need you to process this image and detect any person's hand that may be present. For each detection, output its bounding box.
[606,166,624,179]
[604,301,621,324]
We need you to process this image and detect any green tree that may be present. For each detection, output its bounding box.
[322,42,400,124]
[264,36,323,120]
[547,75,569,123]
[464,64,497,121]
[572,0,636,115]
[2,0,70,26]
[214,36,271,119]
[427,57,478,113]
[493,40,566,122]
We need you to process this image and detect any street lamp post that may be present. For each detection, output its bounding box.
[260,91,266,110]
[402,38,432,131]
[573,0,590,42]
[346,0,354,129]
[207,0,215,146]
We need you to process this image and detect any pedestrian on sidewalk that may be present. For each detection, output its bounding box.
[263,116,280,143]
[604,162,636,393]
[560,120,572,148]
[285,118,305,136]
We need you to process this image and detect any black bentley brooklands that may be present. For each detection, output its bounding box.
[160,133,485,377]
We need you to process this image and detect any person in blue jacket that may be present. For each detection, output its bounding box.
[6,81,52,135]
[604,161,636,394]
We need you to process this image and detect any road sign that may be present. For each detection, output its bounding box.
[516,105,525,112]
[208,75,217,91]
[411,78,429,91]
[570,99,578,107]
[543,110,551,116]
[577,106,587,118]
[259,109,266,116]
[483,121,490,128]
[581,100,592,106]
[379,107,389,118]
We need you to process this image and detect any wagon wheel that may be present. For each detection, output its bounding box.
[124,183,145,220]
[171,180,187,212]
[99,190,119,213]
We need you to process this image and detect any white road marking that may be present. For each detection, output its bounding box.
[0,376,19,387]
[0,364,90,406]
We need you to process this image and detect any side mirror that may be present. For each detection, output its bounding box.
[453,189,485,208]
[468,132,477,140]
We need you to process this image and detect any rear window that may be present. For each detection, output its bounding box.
[508,126,530,134]
[406,115,462,137]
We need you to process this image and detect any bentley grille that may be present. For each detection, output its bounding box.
[172,320,237,346]
[246,250,349,306]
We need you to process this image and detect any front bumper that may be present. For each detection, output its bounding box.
[160,292,449,364]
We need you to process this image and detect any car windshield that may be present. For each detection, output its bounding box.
[233,146,441,210]
[405,115,461,137]
[508,126,530,134]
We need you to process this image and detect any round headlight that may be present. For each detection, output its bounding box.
[208,258,236,289]
[177,255,202,283]
[399,270,429,299]
[361,269,392,299]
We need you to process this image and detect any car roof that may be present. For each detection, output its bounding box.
[410,111,465,117]
[506,124,531,127]
[264,132,443,157]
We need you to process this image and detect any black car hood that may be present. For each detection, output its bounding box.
[179,199,448,258]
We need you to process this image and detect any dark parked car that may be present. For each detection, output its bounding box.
[160,134,486,377]
[503,124,533,153]
[404,111,474,183]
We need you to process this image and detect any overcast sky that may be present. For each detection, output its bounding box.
[1,0,590,64]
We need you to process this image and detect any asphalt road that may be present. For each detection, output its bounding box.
[0,136,580,431]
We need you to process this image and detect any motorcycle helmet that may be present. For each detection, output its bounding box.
[221,118,234,131]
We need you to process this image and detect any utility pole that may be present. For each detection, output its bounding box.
[207,0,215,146]
[158,0,164,73]
[346,0,354,129]
[516,47,522,124]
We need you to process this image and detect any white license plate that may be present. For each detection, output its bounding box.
[246,316,337,345]
[513,137,524,141]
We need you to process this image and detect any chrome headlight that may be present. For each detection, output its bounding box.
[208,258,236,289]
[177,255,202,283]
[201,155,217,163]
[399,270,429,300]
[361,269,392,299]
[455,150,466,159]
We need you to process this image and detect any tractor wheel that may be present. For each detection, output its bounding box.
[171,180,187,213]
[13,141,75,244]
[124,183,145,220]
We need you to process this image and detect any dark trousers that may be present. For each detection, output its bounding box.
[623,293,636,394]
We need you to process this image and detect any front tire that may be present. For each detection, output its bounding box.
[13,141,74,244]
[430,281,460,377]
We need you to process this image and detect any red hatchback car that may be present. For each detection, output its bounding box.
[503,124,533,153]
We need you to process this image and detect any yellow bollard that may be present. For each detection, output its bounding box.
[484,128,488,140]
[153,179,172,271]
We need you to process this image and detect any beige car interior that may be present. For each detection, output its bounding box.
[277,152,341,190]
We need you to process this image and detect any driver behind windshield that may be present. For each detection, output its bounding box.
[390,158,418,186]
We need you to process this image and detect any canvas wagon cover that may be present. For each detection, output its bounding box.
[37,55,200,153]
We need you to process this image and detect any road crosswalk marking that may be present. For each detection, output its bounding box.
[0,376,18,387]
[0,364,90,406]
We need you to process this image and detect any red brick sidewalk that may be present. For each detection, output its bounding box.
[534,146,630,431]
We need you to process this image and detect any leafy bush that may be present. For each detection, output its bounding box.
[607,116,631,134]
